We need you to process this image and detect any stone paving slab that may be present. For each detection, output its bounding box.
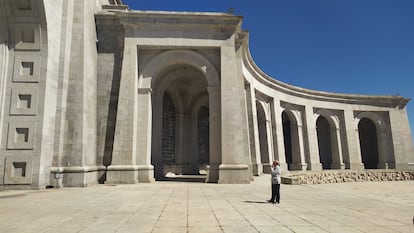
[0,175,413,233]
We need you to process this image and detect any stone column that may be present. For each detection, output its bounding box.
[218,44,250,184]
[377,129,389,169]
[271,99,288,172]
[151,93,163,179]
[290,123,307,171]
[175,113,186,173]
[135,87,154,182]
[58,0,99,187]
[0,3,7,150]
[0,2,7,185]
[246,84,262,175]
[330,127,345,169]
[182,114,192,174]
[206,86,221,182]
[388,109,414,170]
[106,41,139,184]
[304,106,322,171]
[263,117,274,173]
[344,110,364,170]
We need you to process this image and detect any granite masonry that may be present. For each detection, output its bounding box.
[0,0,413,189]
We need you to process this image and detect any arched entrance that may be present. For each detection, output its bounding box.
[153,65,209,179]
[316,116,332,169]
[139,49,220,183]
[282,110,305,171]
[358,118,379,169]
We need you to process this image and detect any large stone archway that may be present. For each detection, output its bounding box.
[315,109,345,170]
[141,49,221,182]
[358,118,379,169]
[151,64,209,179]
[316,116,333,169]
[282,110,307,171]
[355,112,395,169]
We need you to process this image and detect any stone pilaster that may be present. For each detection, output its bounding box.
[135,87,154,182]
[265,113,275,173]
[59,0,99,187]
[218,43,250,184]
[246,83,262,175]
[290,123,308,171]
[388,109,414,169]
[206,86,221,182]
[304,106,322,171]
[106,40,139,184]
[344,110,364,170]
[271,99,288,172]
[330,127,345,170]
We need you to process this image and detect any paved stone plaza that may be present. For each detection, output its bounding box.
[0,175,413,233]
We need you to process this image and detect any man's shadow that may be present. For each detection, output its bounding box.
[243,200,267,204]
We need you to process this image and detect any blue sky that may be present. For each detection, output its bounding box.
[123,0,414,143]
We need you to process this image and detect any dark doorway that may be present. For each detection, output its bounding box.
[316,116,332,169]
[358,118,379,169]
[282,111,292,170]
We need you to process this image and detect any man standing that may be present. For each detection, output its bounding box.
[267,160,281,204]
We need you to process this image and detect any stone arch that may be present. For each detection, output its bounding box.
[141,50,220,180]
[355,112,392,169]
[355,112,386,133]
[314,109,340,129]
[281,109,303,171]
[315,109,344,170]
[140,49,219,89]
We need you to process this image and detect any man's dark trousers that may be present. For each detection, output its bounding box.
[270,183,280,203]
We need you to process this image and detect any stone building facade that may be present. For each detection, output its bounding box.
[0,0,413,189]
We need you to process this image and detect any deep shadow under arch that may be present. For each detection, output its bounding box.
[358,118,379,169]
[316,116,332,169]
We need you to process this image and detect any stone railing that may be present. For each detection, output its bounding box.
[282,170,414,185]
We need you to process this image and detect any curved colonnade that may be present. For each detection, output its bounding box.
[0,0,412,189]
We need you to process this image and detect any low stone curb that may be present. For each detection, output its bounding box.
[282,170,414,185]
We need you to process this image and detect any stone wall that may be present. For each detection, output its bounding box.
[282,170,414,185]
